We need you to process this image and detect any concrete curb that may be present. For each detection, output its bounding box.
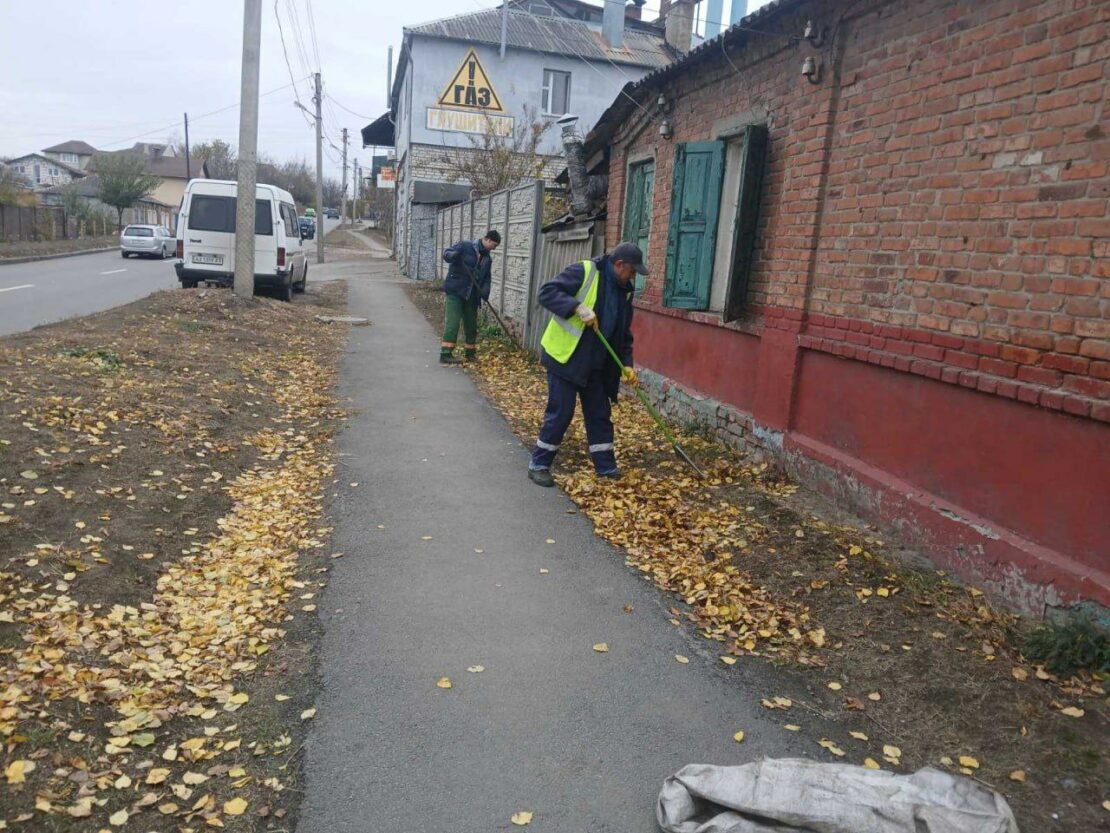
[0,246,116,267]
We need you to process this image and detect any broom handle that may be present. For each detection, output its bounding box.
[593,326,680,448]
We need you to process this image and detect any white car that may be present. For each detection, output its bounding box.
[174,179,308,301]
[121,224,175,259]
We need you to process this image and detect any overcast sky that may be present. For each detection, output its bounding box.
[0,0,768,183]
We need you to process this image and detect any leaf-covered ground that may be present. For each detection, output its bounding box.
[406,280,1109,833]
[1,284,348,830]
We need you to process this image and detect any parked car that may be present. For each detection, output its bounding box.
[173,179,308,301]
[121,224,176,259]
[324,208,340,219]
[299,216,316,239]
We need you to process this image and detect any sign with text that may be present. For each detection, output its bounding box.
[426,108,514,137]
[437,49,504,112]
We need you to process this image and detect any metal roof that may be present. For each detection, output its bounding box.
[42,139,98,155]
[361,113,395,148]
[407,7,672,69]
[412,181,473,205]
[579,0,805,156]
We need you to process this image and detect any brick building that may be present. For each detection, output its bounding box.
[583,0,1108,613]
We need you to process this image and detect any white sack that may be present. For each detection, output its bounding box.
[657,758,1019,833]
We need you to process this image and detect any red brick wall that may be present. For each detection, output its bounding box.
[606,0,1109,608]
[813,0,1109,407]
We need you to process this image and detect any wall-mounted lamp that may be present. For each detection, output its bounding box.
[659,119,673,140]
[801,55,822,85]
[803,19,826,47]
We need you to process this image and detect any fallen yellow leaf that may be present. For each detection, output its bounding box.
[720,656,737,665]
[511,811,534,826]
[849,731,868,741]
[436,677,453,689]
[275,694,290,701]
[863,758,881,770]
[1011,667,1029,681]
[827,681,842,691]
[224,797,248,816]
[959,756,980,769]
[301,707,317,719]
[675,654,690,664]
[159,803,179,814]
[5,760,34,784]
[593,643,609,653]
[883,745,901,759]
[183,772,208,785]
[1009,770,1026,782]
[1059,706,1085,718]
[467,665,485,673]
[109,809,129,826]
[868,692,882,701]
[733,731,745,743]
[783,724,801,731]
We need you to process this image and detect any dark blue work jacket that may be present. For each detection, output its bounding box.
[443,239,492,302]
[538,254,634,402]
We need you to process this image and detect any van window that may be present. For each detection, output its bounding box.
[280,203,298,237]
[123,226,154,237]
[188,195,274,235]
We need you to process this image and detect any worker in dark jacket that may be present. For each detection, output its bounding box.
[528,242,647,486]
[440,229,500,364]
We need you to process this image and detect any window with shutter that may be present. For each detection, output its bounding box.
[722,124,769,322]
[663,141,725,310]
[623,159,655,295]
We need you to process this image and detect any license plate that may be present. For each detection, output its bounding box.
[193,254,223,265]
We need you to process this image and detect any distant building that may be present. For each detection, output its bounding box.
[362,0,684,280]
[5,152,86,191]
[42,140,98,172]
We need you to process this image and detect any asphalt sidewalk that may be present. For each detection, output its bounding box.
[298,253,813,832]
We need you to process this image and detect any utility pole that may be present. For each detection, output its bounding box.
[353,157,359,221]
[341,127,349,228]
[184,113,191,180]
[313,72,325,264]
[233,0,262,298]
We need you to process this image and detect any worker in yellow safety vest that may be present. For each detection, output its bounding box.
[527,242,647,487]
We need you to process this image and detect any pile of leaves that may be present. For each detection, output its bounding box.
[1,286,347,830]
[404,282,1109,832]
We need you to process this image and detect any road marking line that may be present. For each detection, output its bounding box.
[0,284,35,293]
[99,268,128,275]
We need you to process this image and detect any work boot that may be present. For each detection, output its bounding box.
[439,353,462,365]
[597,468,622,480]
[464,349,478,362]
[528,468,555,487]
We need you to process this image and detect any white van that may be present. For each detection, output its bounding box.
[174,179,308,301]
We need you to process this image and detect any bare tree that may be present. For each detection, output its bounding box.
[192,139,237,179]
[439,106,553,196]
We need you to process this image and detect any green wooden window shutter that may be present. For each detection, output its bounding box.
[722,124,769,323]
[624,160,655,295]
[664,141,725,310]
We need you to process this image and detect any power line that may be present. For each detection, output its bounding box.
[274,0,315,131]
[304,0,323,70]
[325,93,377,121]
[97,78,310,151]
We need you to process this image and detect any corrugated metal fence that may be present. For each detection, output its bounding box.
[437,181,607,355]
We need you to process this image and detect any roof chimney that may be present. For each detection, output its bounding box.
[664,0,696,53]
[625,0,644,21]
[602,0,625,48]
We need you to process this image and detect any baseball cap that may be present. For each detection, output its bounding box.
[610,242,649,275]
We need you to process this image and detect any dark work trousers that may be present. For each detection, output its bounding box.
[530,369,617,474]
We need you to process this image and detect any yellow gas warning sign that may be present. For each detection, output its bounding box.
[438,48,504,112]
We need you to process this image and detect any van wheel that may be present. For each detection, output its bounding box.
[121,251,129,258]
[294,263,307,293]
[279,279,293,303]
[160,246,168,259]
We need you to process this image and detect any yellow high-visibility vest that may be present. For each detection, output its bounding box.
[540,259,600,364]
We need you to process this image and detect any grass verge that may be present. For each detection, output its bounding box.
[1,283,349,831]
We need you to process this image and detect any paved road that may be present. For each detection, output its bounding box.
[0,250,178,337]
[299,252,821,832]
[0,217,342,338]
